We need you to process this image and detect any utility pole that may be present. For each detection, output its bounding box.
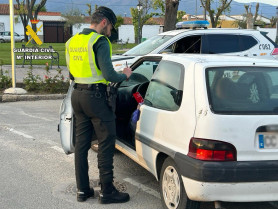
[195,0,197,18]
[203,1,207,21]
[276,7,278,44]
[200,0,207,20]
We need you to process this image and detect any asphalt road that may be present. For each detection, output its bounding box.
[0,100,277,209]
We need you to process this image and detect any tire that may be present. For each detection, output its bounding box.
[21,39,25,42]
[0,39,5,43]
[159,157,200,209]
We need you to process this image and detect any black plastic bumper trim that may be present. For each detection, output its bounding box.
[175,153,278,182]
[136,133,278,183]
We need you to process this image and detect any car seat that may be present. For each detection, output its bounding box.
[237,72,270,103]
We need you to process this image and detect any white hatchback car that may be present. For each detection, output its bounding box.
[59,54,278,209]
[112,27,278,70]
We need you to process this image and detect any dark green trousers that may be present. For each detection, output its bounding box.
[71,87,116,191]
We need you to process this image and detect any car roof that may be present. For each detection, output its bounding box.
[148,54,278,67]
[158,28,260,36]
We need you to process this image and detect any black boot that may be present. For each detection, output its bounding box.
[99,183,130,204]
[77,188,94,202]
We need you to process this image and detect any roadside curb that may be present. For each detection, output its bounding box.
[0,94,66,103]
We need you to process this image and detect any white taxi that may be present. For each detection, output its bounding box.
[59,54,278,209]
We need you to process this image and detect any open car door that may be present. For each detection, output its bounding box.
[58,81,75,154]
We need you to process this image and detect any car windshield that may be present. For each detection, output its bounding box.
[124,35,173,56]
[206,67,278,114]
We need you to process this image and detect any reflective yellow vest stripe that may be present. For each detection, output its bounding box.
[65,32,112,84]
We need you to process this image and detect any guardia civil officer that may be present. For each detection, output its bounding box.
[65,6,132,204]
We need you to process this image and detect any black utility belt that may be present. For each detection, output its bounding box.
[74,83,107,91]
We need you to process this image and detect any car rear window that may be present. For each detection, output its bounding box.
[239,35,258,51]
[204,34,240,53]
[206,67,278,114]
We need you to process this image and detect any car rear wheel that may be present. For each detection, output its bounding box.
[160,157,200,209]
[21,39,25,42]
[0,39,5,43]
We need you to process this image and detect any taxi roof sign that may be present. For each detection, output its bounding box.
[176,20,210,29]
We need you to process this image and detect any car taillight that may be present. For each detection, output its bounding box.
[271,48,278,57]
[188,138,237,161]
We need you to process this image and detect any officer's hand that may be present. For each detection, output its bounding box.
[123,67,132,79]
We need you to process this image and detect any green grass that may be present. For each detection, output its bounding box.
[0,42,136,66]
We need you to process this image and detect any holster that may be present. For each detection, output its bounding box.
[106,84,118,112]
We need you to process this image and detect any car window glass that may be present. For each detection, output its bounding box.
[120,60,160,87]
[261,32,278,47]
[144,61,184,111]
[207,67,278,114]
[124,35,173,56]
[176,35,202,53]
[205,34,240,53]
[163,35,202,54]
[239,35,258,51]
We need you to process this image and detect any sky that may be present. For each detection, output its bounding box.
[0,0,276,18]
[234,0,278,6]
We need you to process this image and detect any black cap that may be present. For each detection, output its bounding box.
[95,6,117,33]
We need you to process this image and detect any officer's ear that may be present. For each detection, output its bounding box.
[101,18,109,27]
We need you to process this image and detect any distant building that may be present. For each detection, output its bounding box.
[183,14,271,29]
[0,4,70,43]
[118,17,164,43]
[72,17,164,43]
[230,14,271,25]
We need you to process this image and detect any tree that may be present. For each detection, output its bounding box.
[244,3,259,29]
[86,4,99,16]
[115,15,124,29]
[177,10,186,22]
[62,8,84,29]
[164,0,179,31]
[33,4,46,12]
[15,1,29,41]
[235,3,260,29]
[15,0,47,42]
[27,0,47,33]
[153,0,184,31]
[130,0,158,43]
[86,3,92,16]
[200,0,232,28]
[270,17,278,28]
[153,0,165,15]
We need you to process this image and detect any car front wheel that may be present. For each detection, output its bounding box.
[160,157,200,209]
[0,39,5,43]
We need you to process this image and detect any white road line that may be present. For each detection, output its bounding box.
[5,127,34,139]
[123,177,161,199]
[20,111,53,122]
